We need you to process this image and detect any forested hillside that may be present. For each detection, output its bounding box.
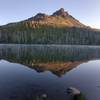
[0,8,100,45]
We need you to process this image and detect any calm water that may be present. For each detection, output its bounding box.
[0,44,100,100]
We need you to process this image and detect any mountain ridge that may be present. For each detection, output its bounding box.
[26,8,86,28]
[1,8,86,28]
[0,8,100,45]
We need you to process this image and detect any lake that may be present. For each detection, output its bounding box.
[0,44,100,100]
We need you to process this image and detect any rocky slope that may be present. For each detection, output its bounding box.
[26,8,85,27]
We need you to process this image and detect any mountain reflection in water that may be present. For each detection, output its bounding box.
[0,44,100,76]
[0,44,100,100]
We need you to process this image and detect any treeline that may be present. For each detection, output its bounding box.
[0,21,100,45]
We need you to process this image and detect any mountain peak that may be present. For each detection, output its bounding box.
[33,13,48,21]
[26,8,85,27]
[27,13,48,21]
[52,8,69,18]
[58,8,65,12]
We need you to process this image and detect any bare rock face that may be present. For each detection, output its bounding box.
[34,13,48,21]
[52,8,69,18]
[26,8,85,27]
[27,13,48,21]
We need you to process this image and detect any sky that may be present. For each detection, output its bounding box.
[0,0,100,29]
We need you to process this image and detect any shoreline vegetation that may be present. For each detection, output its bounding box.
[0,25,100,45]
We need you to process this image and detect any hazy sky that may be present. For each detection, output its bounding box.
[0,0,100,28]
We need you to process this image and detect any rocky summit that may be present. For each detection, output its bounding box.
[52,8,69,18]
[26,8,85,27]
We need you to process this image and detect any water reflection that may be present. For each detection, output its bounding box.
[0,45,100,100]
[0,44,100,76]
[0,59,100,100]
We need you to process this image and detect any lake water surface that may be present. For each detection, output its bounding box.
[0,44,100,100]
